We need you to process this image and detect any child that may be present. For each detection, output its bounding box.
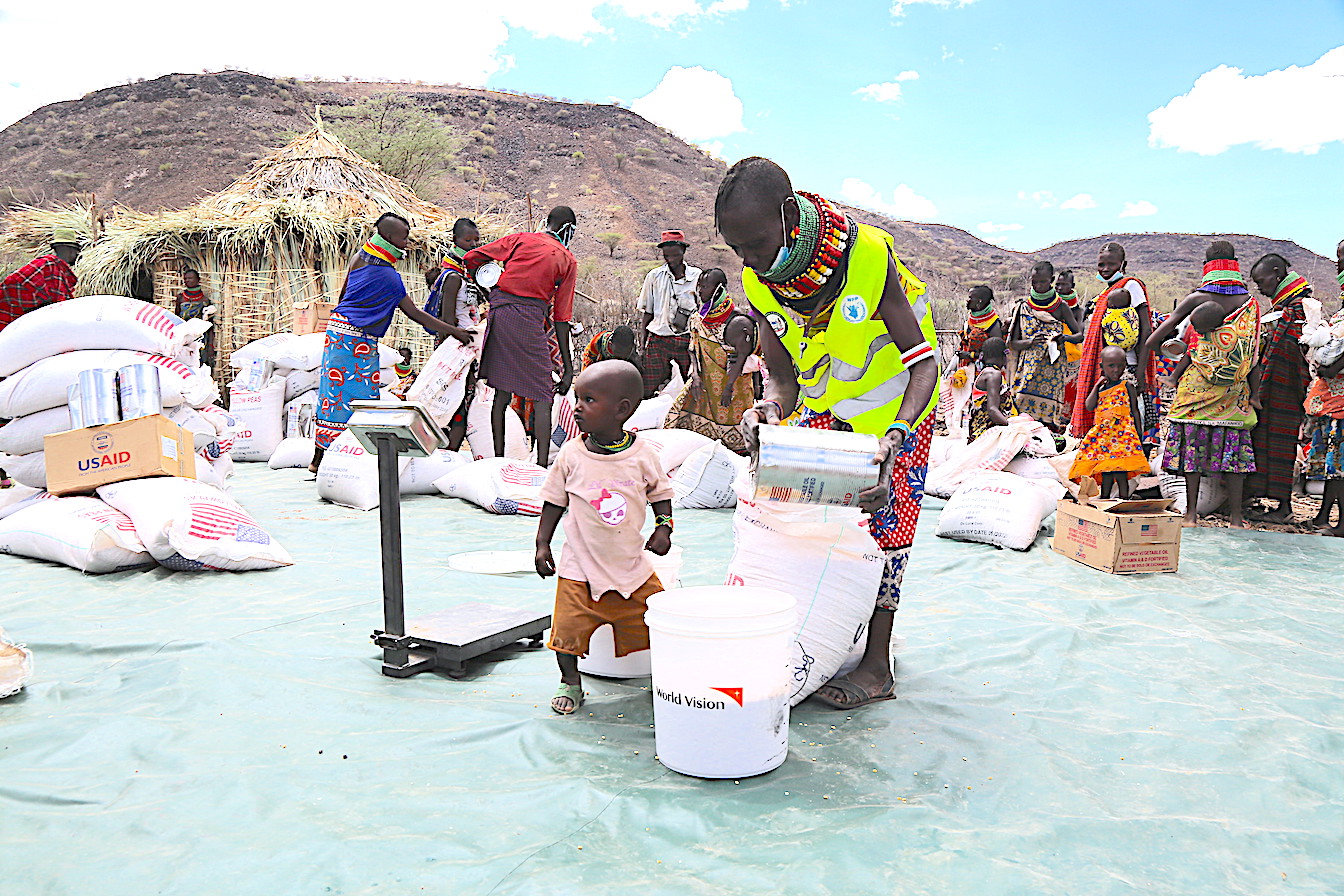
[1100,286,1140,356]
[534,360,674,715]
[1069,346,1148,497]
[1159,301,1228,391]
[967,337,1018,442]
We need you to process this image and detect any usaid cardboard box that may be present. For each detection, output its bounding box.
[44,415,196,496]
[292,300,335,336]
[1051,496,1182,575]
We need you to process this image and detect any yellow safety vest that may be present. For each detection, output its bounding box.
[741,223,940,436]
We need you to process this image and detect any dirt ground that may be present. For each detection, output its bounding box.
[1196,492,1341,536]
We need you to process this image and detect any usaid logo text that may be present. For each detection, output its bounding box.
[79,451,132,472]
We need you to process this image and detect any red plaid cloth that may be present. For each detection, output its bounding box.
[0,255,76,331]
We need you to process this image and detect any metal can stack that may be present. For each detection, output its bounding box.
[753,424,881,507]
[77,369,120,427]
[117,364,162,421]
[67,384,86,429]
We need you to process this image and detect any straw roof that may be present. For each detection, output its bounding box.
[0,121,509,293]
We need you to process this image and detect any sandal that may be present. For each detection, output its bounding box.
[551,682,585,715]
[810,672,895,710]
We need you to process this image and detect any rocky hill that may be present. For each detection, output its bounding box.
[1,71,1335,328]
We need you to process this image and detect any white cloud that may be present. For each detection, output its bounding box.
[840,178,938,222]
[0,1,750,128]
[1017,189,1054,209]
[1119,200,1158,218]
[977,221,1023,234]
[854,71,919,103]
[890,0,977,17]
[1148,46,1344,155]
[631,66,744,141]
[1060,193,1097,210]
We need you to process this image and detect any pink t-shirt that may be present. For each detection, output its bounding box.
[539,435,673,599]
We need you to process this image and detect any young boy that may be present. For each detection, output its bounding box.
[534,359,674,715]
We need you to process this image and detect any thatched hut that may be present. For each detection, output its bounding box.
[0,122,512,374]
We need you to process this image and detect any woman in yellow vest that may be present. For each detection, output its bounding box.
[715,157,939,710]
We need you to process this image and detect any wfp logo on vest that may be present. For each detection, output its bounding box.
[81,432,130,472]
[840,294,868,323]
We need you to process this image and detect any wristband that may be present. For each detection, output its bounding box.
[887,419,913,439]
[655,514,674,530]
[759,399,783,420]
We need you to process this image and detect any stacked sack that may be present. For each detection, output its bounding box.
[227,332,401,465]
[0,296,226,489]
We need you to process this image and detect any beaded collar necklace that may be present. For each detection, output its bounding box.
[968,306,999,329]
[181,288,204,300]
[699,285,735,329]
[1200,258,1248,295]
[362,234,405,265]
[1058,291,1079,308]
[589,431,634,453]
[1274,271,1310,305]
[1027,288,1060,312]
[1337,269,1344,296]
[757,192,851,302]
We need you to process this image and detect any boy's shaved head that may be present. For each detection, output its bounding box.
[1100,345,1127,365]
[715,156,792,229]
[980,336,1007,362]
[1190,300,1228,334]
[580,359,644,405]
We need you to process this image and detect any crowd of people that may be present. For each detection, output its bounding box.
[945,237,1344,533]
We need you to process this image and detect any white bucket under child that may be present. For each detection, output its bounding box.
[578,546,683,679]
[644,585,795,779]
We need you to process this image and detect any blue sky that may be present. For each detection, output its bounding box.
[3,0,1342,256]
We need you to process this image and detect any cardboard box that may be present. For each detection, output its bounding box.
[292,300,335,336]
[44,415,196,496]
[1051,497,1183,575]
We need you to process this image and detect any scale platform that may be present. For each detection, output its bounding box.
[372,602,550,679]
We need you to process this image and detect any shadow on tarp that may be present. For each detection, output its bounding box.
[2,468,1342,895]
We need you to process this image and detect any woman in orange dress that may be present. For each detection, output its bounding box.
[1069,346,1149,498]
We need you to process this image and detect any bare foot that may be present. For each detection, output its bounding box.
[1182,517,1199,528]
[1326,525,1344,538]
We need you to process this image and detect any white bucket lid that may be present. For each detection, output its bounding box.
[645,586,796,638]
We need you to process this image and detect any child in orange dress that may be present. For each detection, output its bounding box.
[1069,346,1148,497]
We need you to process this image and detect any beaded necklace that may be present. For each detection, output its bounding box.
[757,192,851,302]
[968,306,999,329]
[1336,269,1344,297]
[362,234,405,265]
[1058,291,1079,309]
[699,285,735,330]
[1199,258,1247,295]
[1274,271,1309,305]
[589,431,634,453]
[1027,288,1060,312]
[181,287,204,300]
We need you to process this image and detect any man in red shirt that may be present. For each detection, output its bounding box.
[0,227,81,333]
[465,206,578,466]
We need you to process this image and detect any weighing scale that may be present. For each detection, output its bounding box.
[347,400,550,679]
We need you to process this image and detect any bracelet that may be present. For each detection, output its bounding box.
[887,419,913,438]
[655,514,674,530]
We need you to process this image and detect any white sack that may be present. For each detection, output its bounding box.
[406,337,475,426]
[0,495,154,573]
[433,457,547,515]
[284,391,318,440]
[927,416,1056,498]
[0,350,217,417]
[195,405,237,456]
[163,404,219,451]
[316,430,410,511]
[263,332,400,372]
[0,406,74,456]
[935,471,1062,552]
[671,442,745,509]
[1159,472,1226,516]
[1003,453,1063,483]
[0,628,33,699]
[725,476,884,706]
[230,333,297,369]
[0,484,45,520]
[0,296,197,377]
[5,452,46,489]
[400,449,468,495]
[268,437,316,470]
[97,477,292,571]
[928,433,962,470]
[465,387,530,461]
[638,429,716,476]
[283,369,319,403]
[628,392,674,431]
[228,377,287,462]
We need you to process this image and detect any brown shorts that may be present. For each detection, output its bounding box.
[547,573,664,657]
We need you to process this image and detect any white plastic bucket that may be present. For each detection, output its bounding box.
[645,586,795,779]
[579,546,683,679]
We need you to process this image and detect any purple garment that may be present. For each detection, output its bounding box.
[334,262,406,337]
[478,290,554,401]
[1162,421,1257,475]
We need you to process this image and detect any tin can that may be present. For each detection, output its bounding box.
[117,364,163,420]
[67,383,86,429]
[77,369,120,427]
[753,424,881,507]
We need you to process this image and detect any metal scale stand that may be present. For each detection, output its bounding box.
[348,401,550,679]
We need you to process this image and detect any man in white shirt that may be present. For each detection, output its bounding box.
[638,230,702,397]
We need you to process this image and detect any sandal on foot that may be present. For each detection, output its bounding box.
[551,683,585,715]
[811,673,895,710]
